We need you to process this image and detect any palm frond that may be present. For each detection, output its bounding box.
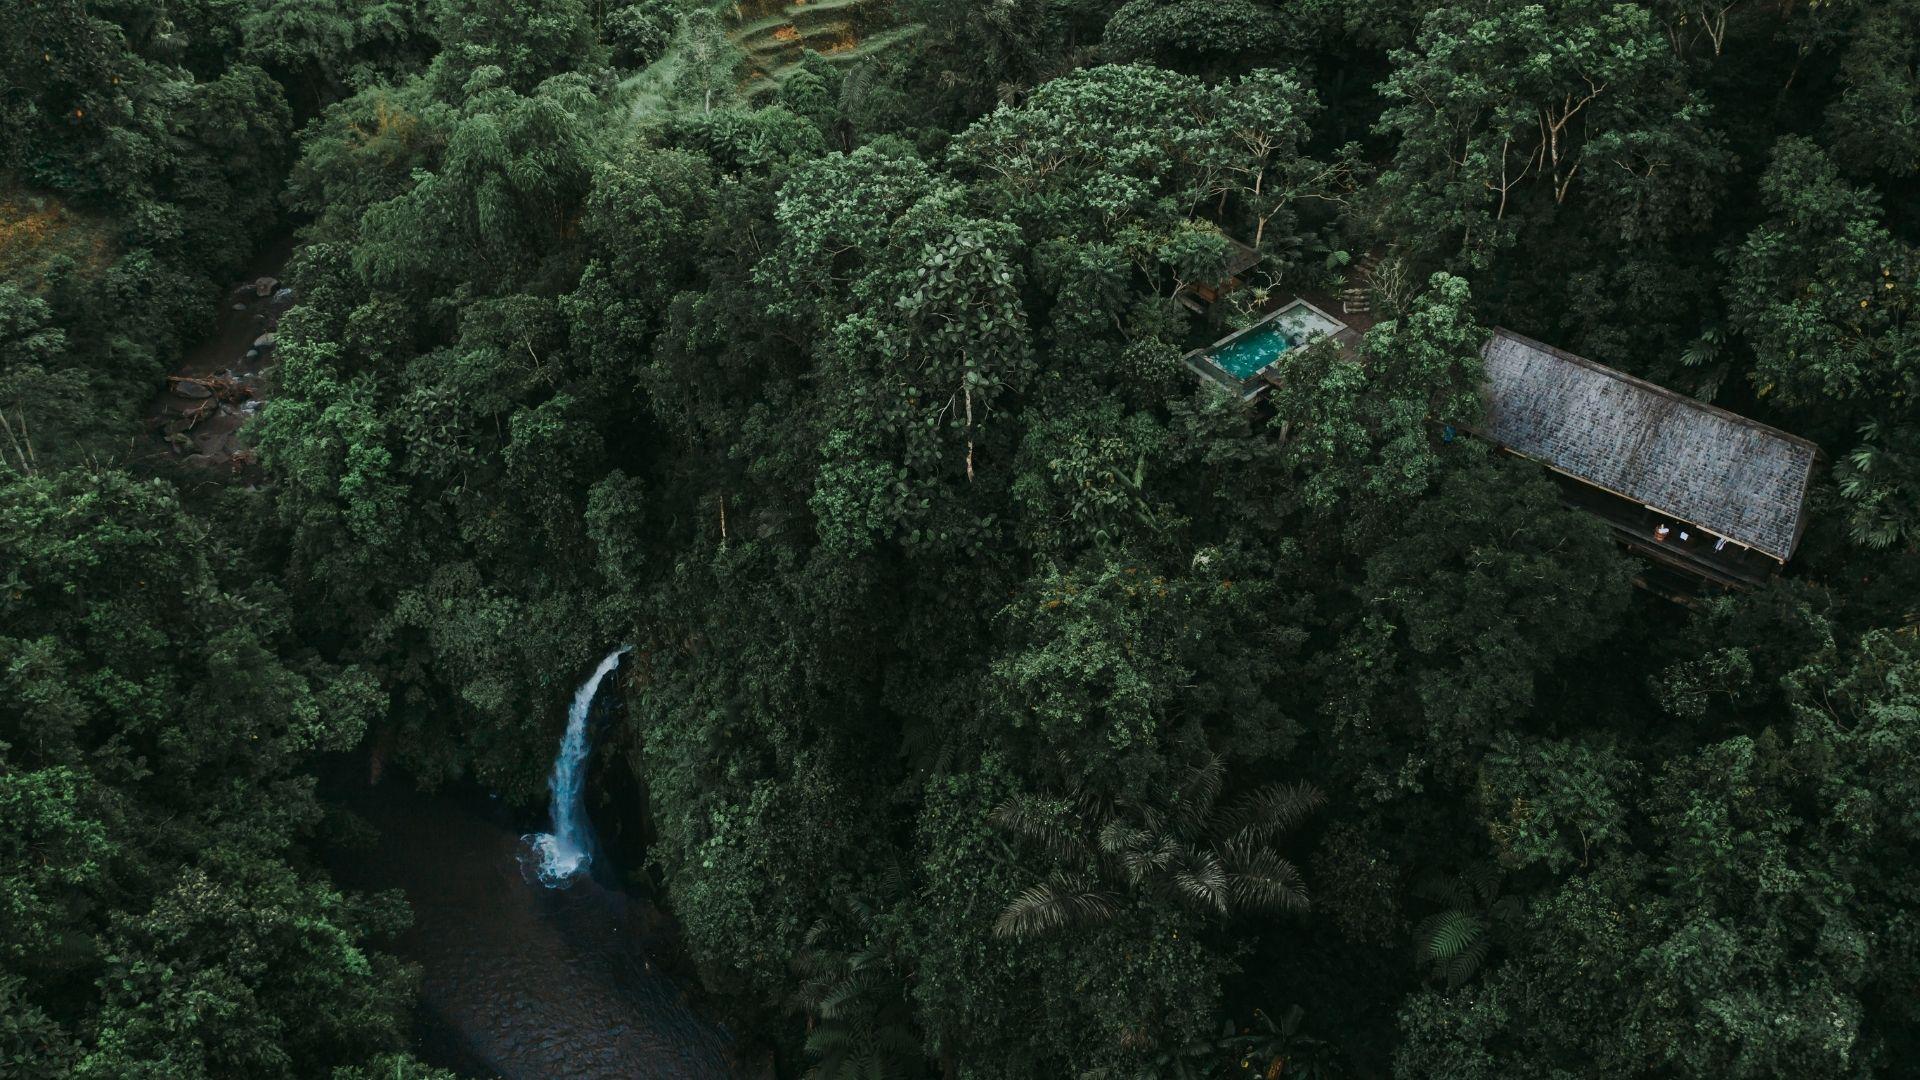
[1136,802,1167,836]
[993,875,1119,939]
[1171,848,1230,916]
[1224,847,1309,913]
[817,972,873,1022]
[1171,751,1226,835]
[990,794,1088,862]
[1115,829,1179,886]
[1097,819,1147,857]
[1218,780,1326,843]
[805,1018,890,1080]
[1068,781,1112,826]
[805,1022,858,1058]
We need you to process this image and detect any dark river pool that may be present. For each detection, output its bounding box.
[329,780,757,1079]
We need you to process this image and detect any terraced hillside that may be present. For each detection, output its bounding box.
[0,185,115,283]
[722,0,922,98]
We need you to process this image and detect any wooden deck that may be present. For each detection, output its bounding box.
[1543,468,1781,590]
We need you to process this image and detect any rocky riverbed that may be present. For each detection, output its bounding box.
[141,235,295,472]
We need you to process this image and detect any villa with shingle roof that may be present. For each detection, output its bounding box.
[1186,312,1822,591]
[1474,328,1820,588]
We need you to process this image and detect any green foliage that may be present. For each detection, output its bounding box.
[983,555,1301,790]
[1727,136,1918,407]
[1653,583,1837,722]
[1837,420,1920,550]
[1725,136,1920,553]
[428,0,600,91]
[1102,0,1291,69]
[1477,736,1637,872]
[0,468,411,1077]
[1825,0,1920,178]
[0,283,85,471]
[602,0,680,69]
[354,75,597,291]
[1399,631,1920,1078]
[329,1056,462,1080]
[953,64,1339,270]
[14,3,1920,1076]
[1327,456,1634,794]
[1219,1005,1342,1080]
[1270,272,1484,519]
[1410,865,1516,988]
[1373,0,1726,264]
[993,753,1323,936]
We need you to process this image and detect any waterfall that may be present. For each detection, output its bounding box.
[523,645,632,888]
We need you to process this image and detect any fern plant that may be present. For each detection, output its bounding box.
[992,752,1325,939]
[1411,864,1519,988]
[1414,909,1489,988]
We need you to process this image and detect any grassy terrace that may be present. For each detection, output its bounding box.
[724,0,924,97]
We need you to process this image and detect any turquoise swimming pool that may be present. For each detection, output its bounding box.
[1185,299,1350,395]
[1209,325,1294,379]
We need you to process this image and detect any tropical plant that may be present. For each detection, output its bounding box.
[1411,864,1520,988]
[1677,323,1730,401]
[993,753,1325,938]
[1837,420,1920,551]
[782,893,924,1080]
[1221,1006,1341,1079]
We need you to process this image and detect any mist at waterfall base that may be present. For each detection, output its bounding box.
[522,645,632,888]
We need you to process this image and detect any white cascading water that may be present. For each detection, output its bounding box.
[522,645,632,887]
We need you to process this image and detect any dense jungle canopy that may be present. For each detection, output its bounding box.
[4,0,1920,1076]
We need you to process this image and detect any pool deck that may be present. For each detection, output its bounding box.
[1184,295,1355,397]
[1297,286,1374,342]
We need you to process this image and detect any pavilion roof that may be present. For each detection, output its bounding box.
[1477,328,1820,561]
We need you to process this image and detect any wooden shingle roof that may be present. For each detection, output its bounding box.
[1478,328,1820,562]
[1221,237,1263,279]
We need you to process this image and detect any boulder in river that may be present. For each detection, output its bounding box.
[173,381,213,400]
[252,276,278,298]
[252,332,277,350]
[271,287,296,307]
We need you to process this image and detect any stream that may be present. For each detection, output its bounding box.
[140,234,296,472]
